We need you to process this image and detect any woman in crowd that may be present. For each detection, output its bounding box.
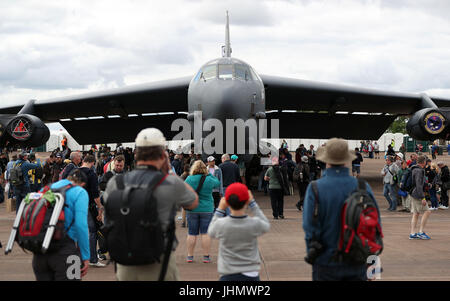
[184,160,220,263]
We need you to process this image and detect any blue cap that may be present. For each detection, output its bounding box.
[231,155,238,161]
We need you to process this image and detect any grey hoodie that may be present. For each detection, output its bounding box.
[411,165,425,199]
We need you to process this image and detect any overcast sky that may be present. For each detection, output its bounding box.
[1,0,450,112]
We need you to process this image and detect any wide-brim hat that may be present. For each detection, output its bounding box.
[316,138,356,165]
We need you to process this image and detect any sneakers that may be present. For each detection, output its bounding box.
[186,256,194,263]
[409,233,419,240]
[418,232,431,240]
[279,215,285,219]
[438,205,449,209]
[203,255,211,263]
[89,262,107,267]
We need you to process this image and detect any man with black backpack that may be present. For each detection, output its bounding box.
[10,152,42,213]
[264,156,290,219]
[103,128,198,281]
[302,138,382,281]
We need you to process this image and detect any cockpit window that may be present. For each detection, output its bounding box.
[202,64,217,80]
[235,64,251,81]
[218,64,233,79]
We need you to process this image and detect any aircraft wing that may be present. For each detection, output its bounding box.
[0,76,192,144]
[261,74,450,140]
[261,74,450,114]
[0,76,192,121]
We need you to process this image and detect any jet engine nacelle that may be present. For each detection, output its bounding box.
[0,114,50,147]
[406,108,448,141]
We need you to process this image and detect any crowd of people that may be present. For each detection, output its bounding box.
[0,133,449,282]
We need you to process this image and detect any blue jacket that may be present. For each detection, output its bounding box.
[302,167,381,266]
[13,159,41,188]
[51,179,90,261]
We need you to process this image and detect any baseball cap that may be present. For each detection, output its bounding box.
[396,153,404,160]
[301,155,309,163]
[135,128,167,147]
[207,156,215,162]
[225,183,249,203]
[231,155,238,161]
[56,153,62,158]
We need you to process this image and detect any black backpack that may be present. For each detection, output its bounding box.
[102,170,174,280]
[10,162,24,187]
[273,165,290,196]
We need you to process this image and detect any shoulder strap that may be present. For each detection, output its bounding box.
[159,203,176,281]
[310,181,319,224]
[115,174,125,190]
[51,184,76,232]
[357,178,367,191]
[195,175,207,194]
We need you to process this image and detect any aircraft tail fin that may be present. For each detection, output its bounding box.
[222,11,232,57]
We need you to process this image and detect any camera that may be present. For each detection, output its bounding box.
[304,240,324,265]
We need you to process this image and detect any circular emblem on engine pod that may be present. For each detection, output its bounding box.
[424,112,445,134]
[9,118,32,141]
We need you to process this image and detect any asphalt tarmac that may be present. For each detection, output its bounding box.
[1,153,449,281]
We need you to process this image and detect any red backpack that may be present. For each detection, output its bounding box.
[334,179,383,264]
[16,184,74,254]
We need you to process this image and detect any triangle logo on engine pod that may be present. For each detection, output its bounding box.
[11,118,31,140]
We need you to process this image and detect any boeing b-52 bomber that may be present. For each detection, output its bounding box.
[1,12,450,154]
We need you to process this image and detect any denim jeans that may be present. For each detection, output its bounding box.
[383,183,397,210]
[88,212,98,264]
[312,264,367,281]
[13,185,30,213]
[186,211,213,235]
[429,188,438,208]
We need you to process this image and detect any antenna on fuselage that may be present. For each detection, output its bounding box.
[222,11,232,58]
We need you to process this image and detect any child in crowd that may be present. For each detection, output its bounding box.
[208,183,270,281]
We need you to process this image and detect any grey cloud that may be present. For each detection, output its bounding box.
[195,0,275,26]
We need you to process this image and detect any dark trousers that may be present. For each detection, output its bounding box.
[13,185,30,213]
[219,273,260,281]
[213,191,221,209]
[296,182,308,208]
[441,189,449,207]
[88,212,98,263]
[312,264,367,281]
[269,189,284,218]
[32,237,82,281]
[0,184,4,204]
[30,183,42,193]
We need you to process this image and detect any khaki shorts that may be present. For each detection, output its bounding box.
[409,195,429,214]
[116,251,180,281]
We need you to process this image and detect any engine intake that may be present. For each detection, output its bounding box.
[406,108,447,141]
[0,114,49,147]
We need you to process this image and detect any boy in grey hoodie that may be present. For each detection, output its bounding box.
[208,183,270,281]
[409,155,432,240]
